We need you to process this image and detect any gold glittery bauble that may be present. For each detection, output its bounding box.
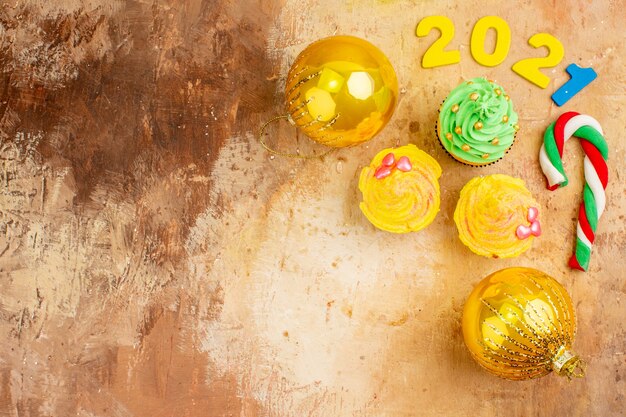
[462,267,584,381]
[284,36,398,147]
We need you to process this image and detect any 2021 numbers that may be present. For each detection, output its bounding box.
[416,15,597,105]
[416,16,560,86]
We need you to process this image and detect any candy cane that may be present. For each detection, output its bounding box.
[539,112,608,271]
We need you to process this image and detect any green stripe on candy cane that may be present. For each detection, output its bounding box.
[583,184,598,231]
[542,122,566,186]
[576,126,608,159]
[574,237,592,269]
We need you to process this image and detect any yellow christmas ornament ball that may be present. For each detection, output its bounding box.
[284,35,398,148]
[462,267,584,381]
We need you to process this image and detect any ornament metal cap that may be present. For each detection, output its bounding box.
[552,347,585,379]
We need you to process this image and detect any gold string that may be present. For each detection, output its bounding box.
[258,114,335,159]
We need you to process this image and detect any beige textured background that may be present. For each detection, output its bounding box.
[0,0,624,416]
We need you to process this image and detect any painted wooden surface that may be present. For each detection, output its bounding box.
[0,1,624,416]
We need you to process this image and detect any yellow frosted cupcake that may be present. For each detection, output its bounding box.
[359,144,442,233]
[454,174,541,258]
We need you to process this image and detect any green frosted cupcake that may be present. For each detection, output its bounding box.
[437,77,519,166]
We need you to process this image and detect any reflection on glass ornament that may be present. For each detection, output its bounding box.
[260,36,398,158]
[462,267,585,381]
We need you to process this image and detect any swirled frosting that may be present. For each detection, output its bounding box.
[454,175,540,258]
[438,78,518,165]
[359,144,441,233]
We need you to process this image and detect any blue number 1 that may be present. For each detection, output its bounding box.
[551,63,597,106]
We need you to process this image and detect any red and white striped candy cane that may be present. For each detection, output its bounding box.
[539,112,609,271]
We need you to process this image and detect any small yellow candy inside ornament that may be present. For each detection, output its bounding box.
[260,36,398,157]
[462,267,585,381]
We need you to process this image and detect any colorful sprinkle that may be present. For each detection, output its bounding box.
[382,152,395,167]
[396,156,413,172]
[527,207,539,222]
[516,225,531,239]
[375,165,392,179]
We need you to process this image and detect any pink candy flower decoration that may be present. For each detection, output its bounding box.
[516,207,542,240]
[374,152,413,179]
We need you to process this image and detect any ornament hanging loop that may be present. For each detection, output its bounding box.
[258,114,335,159]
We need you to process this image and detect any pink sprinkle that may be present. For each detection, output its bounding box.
[396,156,413,172]
[375,166,392,179]
[527,207,539,222]
[530,220,542,236]
[516,225,531,239]
[382,153,395,167]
